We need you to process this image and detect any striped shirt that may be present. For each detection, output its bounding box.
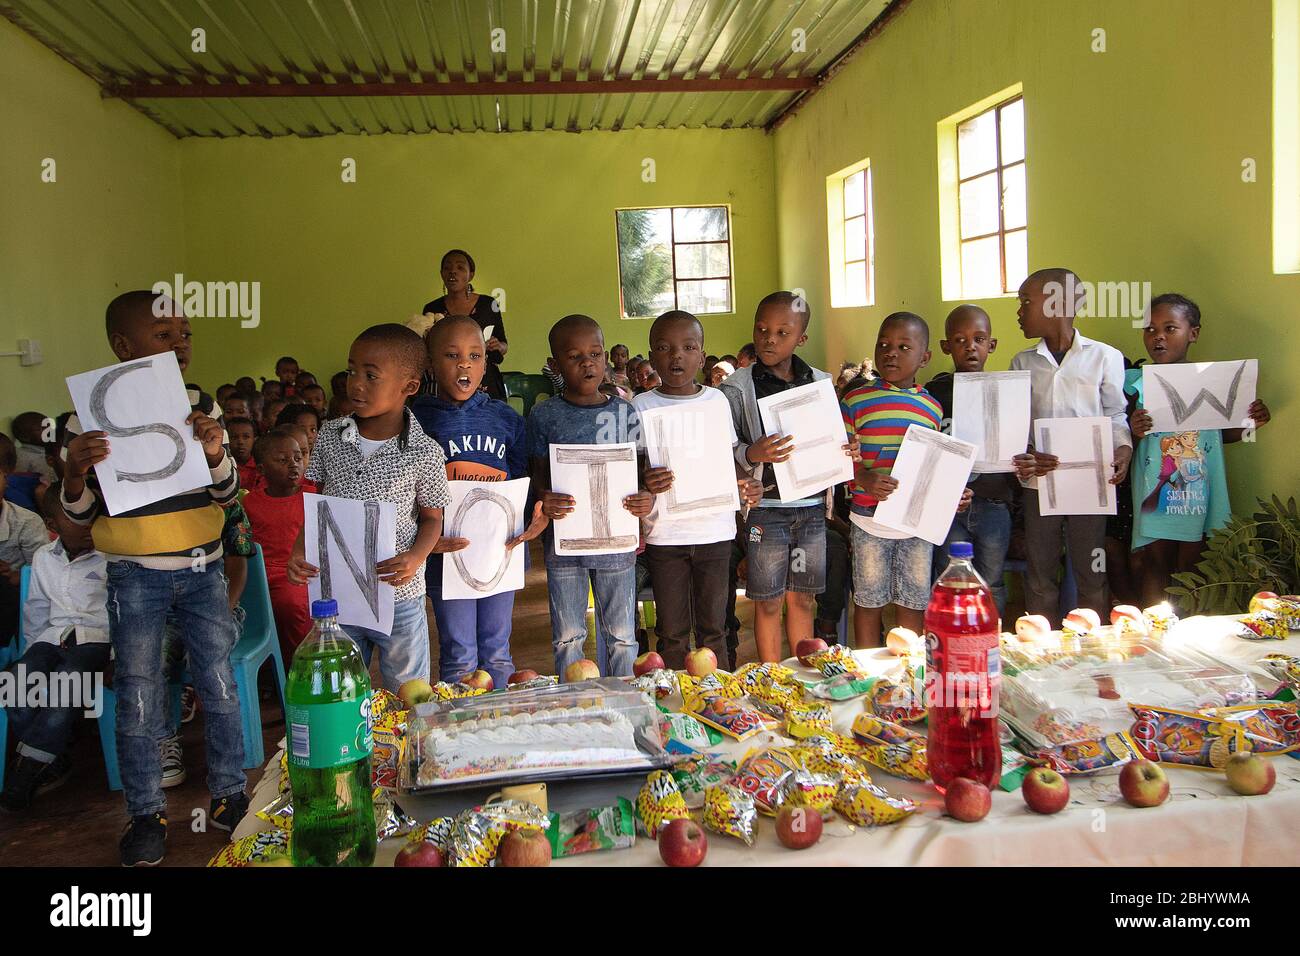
[841,378,943,512]
[61,387,238,570]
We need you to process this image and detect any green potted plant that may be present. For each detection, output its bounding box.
[1168,497,1300,613]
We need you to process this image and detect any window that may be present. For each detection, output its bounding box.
[937,84,1026,300]
[826,161,875,307]
[615,206,733,318]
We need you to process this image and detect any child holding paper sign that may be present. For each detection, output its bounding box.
[528,315,653,678]
[61,290,247,867]
[1125,293,1272,605]
[411,316,545,687]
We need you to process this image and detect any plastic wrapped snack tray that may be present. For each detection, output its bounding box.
[999,629,1257,749]
[402,678,675,792]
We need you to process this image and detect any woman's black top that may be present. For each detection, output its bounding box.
[419,293,508,400]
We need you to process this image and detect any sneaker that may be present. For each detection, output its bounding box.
[160,734,187,789]
[0,754,47,813]
[120,812,167,867]
[180,684,198,724]
[35,754,74,796]
[209,792,249,832]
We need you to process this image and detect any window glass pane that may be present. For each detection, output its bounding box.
[616,208,674,317]
[675,241,730,279]
[676,279,731,315]
[672,206,729,242]
[1003,229,1028,292]
[844,215,867,263]
[957,108,997,176]
[960,235,1002,298]
[959,172,1000,239]
[843,170,865,219]
[844,261,868,305]
[999,98,1025,164]
[1002,162,1026,230]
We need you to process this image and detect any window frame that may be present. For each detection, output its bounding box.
[613,204,735,319]
[955,94,1026,297]
[826,159,875,308]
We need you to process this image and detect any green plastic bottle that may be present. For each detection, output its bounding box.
[286,598,376,867]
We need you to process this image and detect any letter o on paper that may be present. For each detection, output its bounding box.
[450,487,517,592]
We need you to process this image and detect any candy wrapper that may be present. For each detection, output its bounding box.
[629,668,676,700]
[858,741,929,782]
[374,789,419,841]
[661,710,724,750]
[1023,732,1141,775]
[868,676,926,725]
[277,749,290,795]
[1248,595,1300,628]
[805,644,864,678]
[785,702,834,739]
[450,799,548,867]
[407,816,455,854]
[730,746,809,814]
[687,694,780,741]
[797,734,874,784]
[372,727,405,790]
[1235,611,1289,641]
[702,784,757,846]
[207,827,291,867]
[634,769,692,837]
[802,672,877,701]
[735,661,801,691]
[851,712,925,747]
[677,670,743,702]
[1208,702,1300,756]
[1260,654,1300,696]
[774,768,839,816]
[834,779,917,827]
[256,789,294,830]
[747,679,804,715]
[508,675,560,691]
[998,744,1032,792]
[671,755,738,808]
[1129,705,1244,770]
[370,688,406,729]
[431,680,490,702]
[547,798,636,857]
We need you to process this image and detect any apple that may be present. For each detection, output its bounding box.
[1014,614,1052,644]
[775,805,823,849]
[564,659,601,682]
[507,669,540,685]
[1224,752,1275,796]
[394,841,445,868]
[795,637,829,665]
[685,647,718,678]
[658,818,708,867]
[496,828,551,867]
[885,627,921,657]
[1249,591,1280,614]
[943,777,991,822]
[1063,608,1101,634]
[459,670,494,692]
[1119,760,1170,807]
[397,678,434,708]
[1021,767,1070,814]
[634,652,666,676]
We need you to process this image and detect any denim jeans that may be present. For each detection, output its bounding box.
[345,597,431,692]
[8,640,111,762]
[940,495,1012,617]
[546,563,637,678]
[106,560,246,817]
[744,505,827,601]
[430,591,515,688]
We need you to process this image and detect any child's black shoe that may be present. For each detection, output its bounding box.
[120,812,167,867]
[0,754,46,813]
[36,754,74,796]
[210,792,249,832]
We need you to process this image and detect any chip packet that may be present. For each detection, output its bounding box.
[1235,612,1289,641]
[547,799,637,857]
[868,675,926,725]
[730,746,808,814]
[687,694,780,741]
[660,710,724,750]
[207,827,292,867]
[407,816,455,855]
[773,769,839,817]
[785,702,834,739]
[1129,705,1244,770]
[851,713,925,747]
[630,668,677,700]
[634,769,693,837]
[1207,702,1300,755]
[450,799,549,867]
[702,784,757,846]
[1022,732,1141,775]
[671,755,738,808]
[805,644,864,678]
[833,779,917,827]
[802,672,877,701]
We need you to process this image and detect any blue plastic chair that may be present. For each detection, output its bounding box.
[0,567,29,781]
[231,545,287,768]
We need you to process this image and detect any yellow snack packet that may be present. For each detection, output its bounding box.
[634,769,692,837]
[834,780,918,827]
[702,784,757,846]
[207,827,291,867]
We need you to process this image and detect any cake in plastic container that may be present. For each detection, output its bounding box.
[403,678,672,790]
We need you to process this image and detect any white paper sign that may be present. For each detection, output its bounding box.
[549,442,639,556]
[303,493,397,634]
[1034,417,1116,516]
[64,351,215,516]
[639,401,740,519]
[442,478,530,600]
[1142,360,1258,433]
[952,370,1031,473]
[873,426,978,545]
[756,378,854,502]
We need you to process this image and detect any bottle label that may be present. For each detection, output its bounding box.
[287,696,374,770]
[924,629,1000,713]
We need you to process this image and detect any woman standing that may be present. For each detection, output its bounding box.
[419,248,509,400]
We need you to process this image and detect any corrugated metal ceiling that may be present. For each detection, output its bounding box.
[1,0,895,137]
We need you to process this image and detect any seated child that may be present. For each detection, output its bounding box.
[411,316,544,687]
[1126,293,1271,606]
[0,480,110,812]
[300,384,327,416]
[220,394,252,423]
[274,356,300,396]
[528,315,652,678]
[1,441,51,644]
[227,416,257,471]
[288,324,451,690]
[841,312,971,647]
[12,412,56,482]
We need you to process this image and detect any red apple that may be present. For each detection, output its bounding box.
[394,841,444,867]
[459,669,494,692]
[397,678,434,708]
[658,818,708,867]
[1224,752,1275,796]
[1021,767,1070,814]
[507,669,540,685]
[1249,591,1280,614]
[885,627,921,657]
[564,659,601,682]
[795,638,829,665]
[1119,760,1170,807]
[685,647,718,678]
[634,652,666,676]
[775,805,823,849]
[943,777,991,822]
[496,828,551,867]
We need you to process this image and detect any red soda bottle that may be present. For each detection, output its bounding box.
[924,541,1002,790]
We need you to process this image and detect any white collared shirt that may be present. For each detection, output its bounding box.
[21,540,110,648]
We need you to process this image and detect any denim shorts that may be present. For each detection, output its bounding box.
[744,505,826,602]
[851,523,933,610]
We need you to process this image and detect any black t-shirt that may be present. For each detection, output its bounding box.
[752,354,815,501]
[419,293,508,400]
[923,370,1017,502]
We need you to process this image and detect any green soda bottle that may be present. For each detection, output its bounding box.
[286,599,377,867]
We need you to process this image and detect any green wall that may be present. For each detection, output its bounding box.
[0,18,184,434]
[774,0,1298,509]
[179,128,777,386]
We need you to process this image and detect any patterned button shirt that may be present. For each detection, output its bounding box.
[305,409,451,602]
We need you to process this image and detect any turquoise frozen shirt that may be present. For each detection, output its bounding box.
[1125,368,1230,549]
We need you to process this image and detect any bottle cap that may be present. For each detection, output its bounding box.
[311,598,339,618]
[948,541,974,559]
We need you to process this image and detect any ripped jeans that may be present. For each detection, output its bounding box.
[106,560,246,817]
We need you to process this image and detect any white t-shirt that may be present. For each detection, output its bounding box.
[356,434,386,459]
[633,386,740,547]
